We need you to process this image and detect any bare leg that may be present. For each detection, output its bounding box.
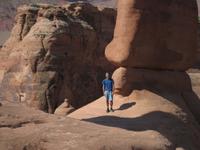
[110,101,113,109]
[110,101,114,112]
[106,100,110,112]
[106,100,109,109]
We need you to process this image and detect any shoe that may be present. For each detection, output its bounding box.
[106,108,110,113]
[110,108,114,112]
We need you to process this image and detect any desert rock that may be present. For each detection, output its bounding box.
[69,0,200,149]
[54,99,74,115]
[0,3,116,113]
[0,0,117,45]
[105,0,198,70]
[1,1,200,149]
[0,101,152,150]
[69,69,200,149]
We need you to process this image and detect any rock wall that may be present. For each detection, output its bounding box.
[103,0,200,149]
[0,3,116,113]
[0,0,117,45]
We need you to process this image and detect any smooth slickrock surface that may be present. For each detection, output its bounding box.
[1,100,166,150]
[69,69,200,150]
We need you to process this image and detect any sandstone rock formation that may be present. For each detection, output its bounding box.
[54,98,74,115]
[105,0,198,70]
[69,87,200,149]
[0,3,116,113]
[69,0,200,149]
[70,69,200,149]
[0,0,117,45]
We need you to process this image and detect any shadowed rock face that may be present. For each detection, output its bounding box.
[0,3,116,113]
[105,0,198,70]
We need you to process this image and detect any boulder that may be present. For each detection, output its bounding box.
[112,67,192,96]
[105,0,198,70]
[54,99,74,115]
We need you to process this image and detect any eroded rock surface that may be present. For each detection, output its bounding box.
[105,0,198,70]
[54,99,74,115]
[0,3,116,113]
[0,0,117,45]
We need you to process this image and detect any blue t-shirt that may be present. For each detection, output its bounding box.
[102,79,114,92]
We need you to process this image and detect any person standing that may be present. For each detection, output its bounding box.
[102,72,114,113]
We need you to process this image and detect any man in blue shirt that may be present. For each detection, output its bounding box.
[102,72,114,113]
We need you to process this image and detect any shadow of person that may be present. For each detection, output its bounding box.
[115,102,136,111]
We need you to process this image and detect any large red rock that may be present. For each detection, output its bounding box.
[112,67,192,96]
[0,3,116,113]
[105,0,198,70]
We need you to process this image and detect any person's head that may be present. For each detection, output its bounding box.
[105,72,109,79]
